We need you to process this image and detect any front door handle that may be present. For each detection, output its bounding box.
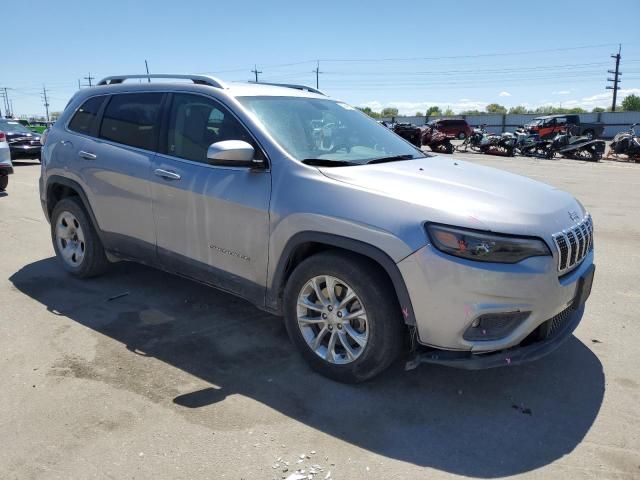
[78,150,97,160]
[154,168,181,181]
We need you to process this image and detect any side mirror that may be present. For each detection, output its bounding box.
[40,128,49,146]
[206,140,256,166]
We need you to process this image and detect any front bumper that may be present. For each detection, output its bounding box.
[408,302,585,369]
[10,145,41,159]
[398,243,594,354]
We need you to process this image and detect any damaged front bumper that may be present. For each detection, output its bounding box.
[406,302,585,370]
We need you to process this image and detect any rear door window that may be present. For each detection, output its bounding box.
[68,96,105,136]
[99,93,163,150]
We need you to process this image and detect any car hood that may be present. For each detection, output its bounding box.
[318,156,585,237]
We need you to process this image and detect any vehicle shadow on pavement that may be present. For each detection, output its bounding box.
[10,258,605,478]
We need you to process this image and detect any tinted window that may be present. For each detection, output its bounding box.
[99,93,162,150]
[166,93,263,163]
[68,96,104,136]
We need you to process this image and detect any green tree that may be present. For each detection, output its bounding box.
[443,107,455,116]
[508,105,528,114]
[381,107,399,117]
[591,107,605,113]
[356,106,381,119]
[426,106,442,116]
[461,109,484,115]
[486,103,507,114]
[415,111,424,117]
[622,94,640,111]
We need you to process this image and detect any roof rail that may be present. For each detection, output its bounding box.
[97,74,226,89]
[248,81,325,96]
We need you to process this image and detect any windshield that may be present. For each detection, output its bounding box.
[529,119,544,126]
[0,119,33,134]
[237,96,424,165]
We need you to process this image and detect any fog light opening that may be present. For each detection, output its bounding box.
[464,311,530,341]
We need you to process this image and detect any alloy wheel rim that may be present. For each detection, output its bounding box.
[55,211,86,267]
[296,275,369,365]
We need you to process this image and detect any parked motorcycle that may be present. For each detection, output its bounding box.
[547,125,605,161]
[607,123,640,162]
[456,124,486,152]
[480,131,517,156]
[421,124,454,154]
[389,122,423,147]
[513,128,552,158]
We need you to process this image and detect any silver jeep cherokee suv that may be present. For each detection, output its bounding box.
[39,74,595,383]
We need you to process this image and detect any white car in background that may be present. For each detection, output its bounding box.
[0,129,13,191]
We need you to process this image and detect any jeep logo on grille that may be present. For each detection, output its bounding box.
[568,211,580,222]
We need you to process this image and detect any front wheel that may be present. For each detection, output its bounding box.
[51,196,109,278]
[283,251,404,383]
[0,175,8,191]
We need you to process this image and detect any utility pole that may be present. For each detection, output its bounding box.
[1,88,11,117]
[84,72,95,87]
[41,85,50,123]
[251,64,262,83]
[312,60,322,89]
[78,79,82,90]
[145,60,151,83]
[606,44,622,111]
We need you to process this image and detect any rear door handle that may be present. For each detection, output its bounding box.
[154,168,181,181]
[78,150,97,160]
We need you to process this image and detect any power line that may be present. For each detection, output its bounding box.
[320,42,624,63]
[606,44,622,111]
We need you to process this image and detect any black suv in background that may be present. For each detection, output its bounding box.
[0,118,42,160]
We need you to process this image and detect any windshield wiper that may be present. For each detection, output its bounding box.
[366,154,418,165]
[302,158,359,167]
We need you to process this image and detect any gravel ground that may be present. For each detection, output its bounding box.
[1,154,639,480]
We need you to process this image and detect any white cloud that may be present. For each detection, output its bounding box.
[552,90,571,95]
[498,91,511,97]
[358,99,488,115]
[559,88,640,110]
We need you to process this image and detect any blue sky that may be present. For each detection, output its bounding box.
[3,0,639,117]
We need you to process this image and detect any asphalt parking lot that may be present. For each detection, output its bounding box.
[1,154,639,480]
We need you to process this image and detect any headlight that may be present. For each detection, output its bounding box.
[426,224,551,263]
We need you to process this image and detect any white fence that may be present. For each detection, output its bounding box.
[382,112,640,138]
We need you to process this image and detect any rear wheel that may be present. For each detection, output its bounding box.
[283,251,404,383]
[51,197,109,278]
[0,175,7,191]
[458,132,466,140]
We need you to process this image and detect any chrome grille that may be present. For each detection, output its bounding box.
[552,214,593,274]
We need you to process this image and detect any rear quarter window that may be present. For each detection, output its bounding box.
[68,96,105,136]
[99,93,163,150]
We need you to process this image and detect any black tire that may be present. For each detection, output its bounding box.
[50,196,109,278]
[458,132,466,140]
[0,175,7,191]
[584,130,595,140]
[444,142,454,154]
[283,251,404,383]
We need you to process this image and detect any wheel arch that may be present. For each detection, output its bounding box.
[46,176,102,237]
[267,232,416,326]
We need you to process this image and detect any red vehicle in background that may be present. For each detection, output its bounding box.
[427,118,472,139]
[525,114,604,140]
